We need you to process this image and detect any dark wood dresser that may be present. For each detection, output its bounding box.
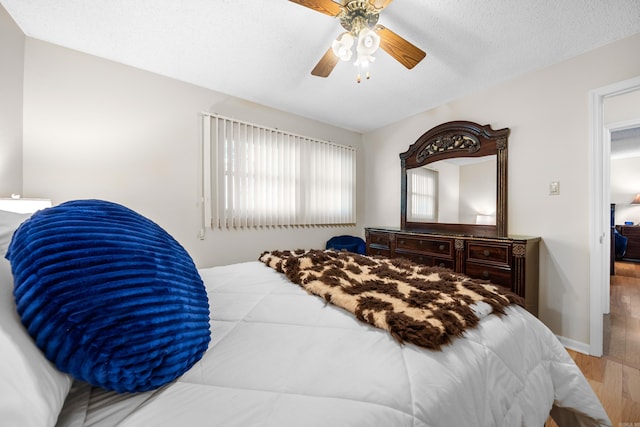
[365,227,540,316]
[616,225,640,262]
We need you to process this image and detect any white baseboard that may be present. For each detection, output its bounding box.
[555,335,591,355]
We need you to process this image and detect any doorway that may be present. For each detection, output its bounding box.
[606,124,640,359]
[589,75,640,357]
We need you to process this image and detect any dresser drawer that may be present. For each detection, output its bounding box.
[619,226,640,237]
[367,247,391,258]
[465,262,512,289]
[400,253,454,269]
[466,242,510,266]
[368,231,391,247]
[396,235,453,258]
[616,226,640,260]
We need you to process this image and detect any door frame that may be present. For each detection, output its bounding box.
[589,75,640,357]
[602,118,640,312]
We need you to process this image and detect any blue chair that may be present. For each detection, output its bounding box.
[614,228,628,258]
[325,235,366,255]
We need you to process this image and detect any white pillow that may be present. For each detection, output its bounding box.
[0,210,73,427]
[0,209,31,256]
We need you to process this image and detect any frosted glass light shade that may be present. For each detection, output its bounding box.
[331,32,354,61]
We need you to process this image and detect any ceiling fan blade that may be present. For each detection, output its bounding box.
[311,47,340,77]
[376,25,426,69]
[371,0,393,10]
[289,0,343,17]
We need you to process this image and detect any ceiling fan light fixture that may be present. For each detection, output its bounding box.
[354,27,380,65]
[331,32,354,61]
[353,27,379,83]
[292,0,426,79]
[359,28,380,50]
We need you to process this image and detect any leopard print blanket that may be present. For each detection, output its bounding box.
[259,249,524,350]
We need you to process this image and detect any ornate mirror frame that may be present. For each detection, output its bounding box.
[400,121,510,237]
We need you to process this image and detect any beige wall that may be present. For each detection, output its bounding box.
[20,38,365,268]
[363,33,640,346]
[605,88,640,124]
[0,6,24,195]
[611,157,640,225]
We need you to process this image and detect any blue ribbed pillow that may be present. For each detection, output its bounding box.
[5,200,210,393]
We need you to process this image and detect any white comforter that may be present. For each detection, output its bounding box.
[56,261,610,427]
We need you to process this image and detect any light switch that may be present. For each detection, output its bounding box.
[549,181,560,195]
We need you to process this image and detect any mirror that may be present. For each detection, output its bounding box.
[400,121,509,237]
[406,156,497,224]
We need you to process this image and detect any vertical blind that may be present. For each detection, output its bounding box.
[202,114,356,229]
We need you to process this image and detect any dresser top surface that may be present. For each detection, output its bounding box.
[365,226,540,243]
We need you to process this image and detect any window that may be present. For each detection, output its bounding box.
[202,114,356,228]
[407,167,438,221]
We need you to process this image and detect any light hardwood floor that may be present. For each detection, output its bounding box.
[546,261,640,426]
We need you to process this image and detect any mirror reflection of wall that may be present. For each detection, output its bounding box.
[459,156,497,224]
[407,155,496,224]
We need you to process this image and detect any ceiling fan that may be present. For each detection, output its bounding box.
[289,0,426,79]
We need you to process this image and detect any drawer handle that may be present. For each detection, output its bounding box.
[399,239,404,245]
[439,244,445,251]
[482,270,490,278]
[438,262,445,268]
[483,250,490,256]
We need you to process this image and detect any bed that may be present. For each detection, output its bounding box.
[1,203,611,427]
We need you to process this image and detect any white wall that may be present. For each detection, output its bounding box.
[611,157,640,225]
[0,6,24,195]
[21,39,365,268]
[363,33,640,346]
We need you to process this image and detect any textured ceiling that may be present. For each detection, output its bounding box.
[2,0,640,133]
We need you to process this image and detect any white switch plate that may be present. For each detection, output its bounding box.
[549,181,560,195]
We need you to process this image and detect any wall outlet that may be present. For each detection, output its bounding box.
[549,181,560,195]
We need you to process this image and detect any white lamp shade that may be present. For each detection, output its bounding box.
[476,214,496,225]
[0,198,52,214]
